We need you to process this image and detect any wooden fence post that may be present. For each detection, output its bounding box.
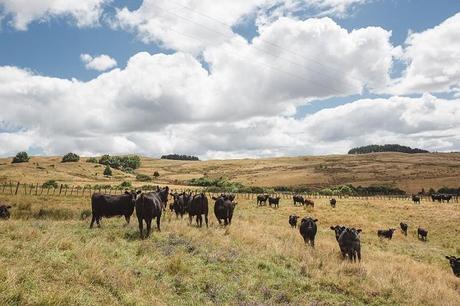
[59,184,63,195]
[14,182,20,195]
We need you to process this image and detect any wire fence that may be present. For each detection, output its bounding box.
[0,181,458,203]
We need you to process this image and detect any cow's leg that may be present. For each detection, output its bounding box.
[311,239,315,248]
[204,214,208,228]
[197,215,202,227]
[224,218,228,226]
[90,215,96,228]
[357,249,361,262]
[96,217,102,228]
[188,214,192,225]
[217,219,222,225]
[138,217,144,239]
[156,215,161,232]
[125,215,130,225]
[146,219,152,238]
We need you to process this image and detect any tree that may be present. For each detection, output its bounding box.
[12,152,30,163]
[62,152,80,163]
[103,165,112,176]
[86,157,98,163]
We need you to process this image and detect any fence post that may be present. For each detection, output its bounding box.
[59,184,63,195]
[14,182,20,195]
[65,186,68,196]
[35,183,38,195]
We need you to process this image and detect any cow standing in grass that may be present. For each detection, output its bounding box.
[90,190,140,228]
[417,227,428,241]
[445,256,460,277]
[338,227,362,262]
[293,195,305,206]
[412,195,420,204]
[377,228,396,240]
[188,193,209,227]
[212,195,237,226]
[257,194,269,206]
[330,198,337,208]
[400,222,408,236]
[268,196,280,208]
[299,217,318,247]
[136,186,169,239]
[289,215,299,228]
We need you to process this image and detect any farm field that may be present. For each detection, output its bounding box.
[1,153,460,193]
[0,194,459,305]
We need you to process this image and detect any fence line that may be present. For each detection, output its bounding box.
[0,181,458,203]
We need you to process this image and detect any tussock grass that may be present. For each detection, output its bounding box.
[0,195,459,305]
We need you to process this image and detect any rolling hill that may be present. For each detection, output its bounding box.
[1,152,460,193]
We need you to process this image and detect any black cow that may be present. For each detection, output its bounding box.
[417,227,428,241]
[257,194,269,206]
[442,194,452,203]
[135,186,169,239]
[0,204,11,219]
[299,217,318,247]
[445,256,460,277]
[90,190,140,228]
[377,228,396,240]
[338,228,362,262]
[305,199,314,207]
[212,195,237,226]
[431,194,442,202]
[289,215,299,228]
[171,192,189,219]
[400,222,408,236]
[412,195,420,204]
[330,198,336,208]
[268,196,280,208]
[293,195,305,206]
[330,225,346,241]
[188,193,209,227]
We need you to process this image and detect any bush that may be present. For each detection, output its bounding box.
[348,144,429,154]
[153,171,160,178]
[12,152,30,163]
[99,155,141,172]
[86,157,98,163]
[136,174,152,182]
[103,165,112,176]
[62,152,80,163]
[119,181,132,188]
[42,180,59,189]
[80,209,92,220]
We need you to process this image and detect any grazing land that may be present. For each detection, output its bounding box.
[0,194,459,305]
[1,153,460,193]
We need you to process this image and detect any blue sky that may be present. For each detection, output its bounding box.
[1,0,458,82]
[0,0,459,158]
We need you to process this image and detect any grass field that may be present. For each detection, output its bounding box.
[2,153,460,193]
[1,194,459,305]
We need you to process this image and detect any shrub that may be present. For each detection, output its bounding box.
[80,209,92,220]
[153,171,160,177]
[103,165,112,176]
[119,181,132,188]
[136,174,152,182]
[99,155,141,172]
[86,157,98,163]
[42,180,59,189]
[62,152,80,163]
[12,152,30,163]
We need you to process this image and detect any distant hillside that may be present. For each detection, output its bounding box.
[348,144,429,155]
[1,152,460,193]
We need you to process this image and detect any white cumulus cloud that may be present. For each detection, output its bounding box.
[0,0,109,30]
[81,54,118,72]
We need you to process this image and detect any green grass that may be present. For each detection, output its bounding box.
[0,194,459,305]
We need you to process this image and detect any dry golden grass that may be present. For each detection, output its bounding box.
[0,193,459,305]
[2,153,460,192]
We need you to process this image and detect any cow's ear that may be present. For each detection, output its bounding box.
[330,226,335,230]
[357,229,362,233]
[446,256,451,260]
[137,190,142,194]
[6,205,11,209]
[125,190,130,195]
[313,219,318,222]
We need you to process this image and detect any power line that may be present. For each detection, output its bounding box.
[161,0,366,85]
[150,3,354,95]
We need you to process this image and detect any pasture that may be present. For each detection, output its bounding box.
[1,194,459,305]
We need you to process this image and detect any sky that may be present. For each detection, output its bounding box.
[0,0,459,159]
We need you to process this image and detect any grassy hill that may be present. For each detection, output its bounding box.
[1,153,460,193]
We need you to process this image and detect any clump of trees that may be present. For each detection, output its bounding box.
[86,157,98,163]
[348,144,429,154]
[103,165,112,176]
[98,155,141,172]
[62,152,80,163]
[12,152,30,163]
[161,154,199,161]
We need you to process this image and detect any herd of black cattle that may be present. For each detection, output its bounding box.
[0,188,458,278]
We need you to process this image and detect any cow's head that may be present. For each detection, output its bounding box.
[158,186,169,203]
[301,217,317,229]
[289,215,299,222]
[0,205,12,219]
[125,190,141,204]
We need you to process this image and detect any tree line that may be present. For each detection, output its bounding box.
[161,154,199,161]
[348,144,429,154]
